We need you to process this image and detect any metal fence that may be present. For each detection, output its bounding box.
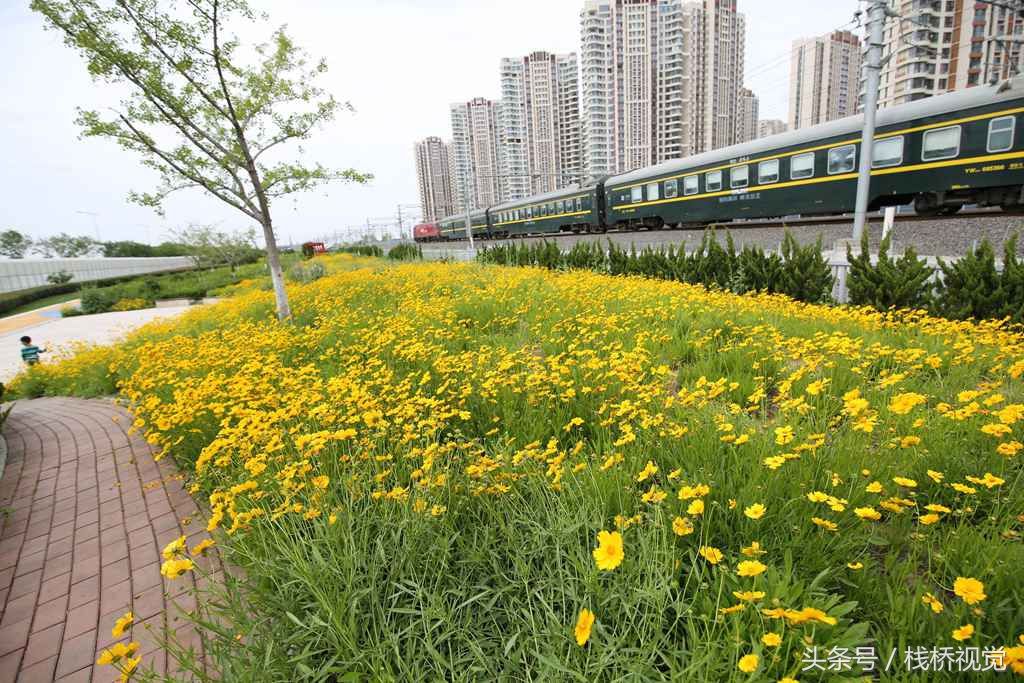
[0,257,193,294]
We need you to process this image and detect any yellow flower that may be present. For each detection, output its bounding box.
[774,426,794,445]
[672,516,694,536]
[311,475,330,489]
[190,538,215,556]
[952,624,975,641]
[847,562,863,570]
[743,503,766,520]
[900,435,921,448]
[865,481,883,493]
[893,476,917,488]
[635,460,658,483]
[951,482,977,495]
[889,392,926,415]
[161,535,187,560]
[641,484,667,504]
[741,541,767,556]
[922,592,944,613]
[811,517,837,532]
[953,577,987,605]
[574,608,595,646]
[854,507,881,521]
[96,641,139,666]
[737,560,767,577]
[698,546,723,564]
[733,590,765,602]
[687,499,705,516]
[924,503,951,513]
[927,469,945,483]
[592,530,624,571]
[997,440,1023,456]
[762,632,782,647]
[737,653,759,673]
[160,557,195,580]
[111,611,134,638]
[919,513,941,525]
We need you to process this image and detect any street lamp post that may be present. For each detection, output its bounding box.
[76,210,101,242]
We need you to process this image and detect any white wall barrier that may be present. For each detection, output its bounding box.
[0,257,193,294]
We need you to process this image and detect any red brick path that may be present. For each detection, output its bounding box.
[0,398,212,682]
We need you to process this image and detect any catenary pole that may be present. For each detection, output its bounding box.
[463,177,476,251]
[852,0,896,244]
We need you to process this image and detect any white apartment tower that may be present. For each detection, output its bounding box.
[875,0,1024,110]
[579,0,747,180]
[758,119,788,139]
[737,87,759,143]
[498,51,581,201]
[789,30,861,130]
[450,97,502,211]
[414,137,456,222]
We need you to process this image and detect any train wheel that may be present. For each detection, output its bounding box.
[940,204,963,216]
[913,194,941,218]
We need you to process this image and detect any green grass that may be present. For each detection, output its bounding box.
[2,291,80,317]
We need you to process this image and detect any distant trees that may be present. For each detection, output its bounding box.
[171,224,262,271]
[101,240,191,258]
[36,233,99,258]
[0,230,33,258]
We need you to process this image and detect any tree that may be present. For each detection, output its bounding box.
[31,0,372,321]
[102,240,154,257]
[0,230,33,259]
[34,233,98,258]
[172,224,261,271]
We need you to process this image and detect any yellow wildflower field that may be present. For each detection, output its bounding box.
[13,259,1024,680]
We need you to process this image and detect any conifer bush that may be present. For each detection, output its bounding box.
[846,232,934,311]
[732,244,784,294]
[932,240,1005,321]
[779,232,834,304]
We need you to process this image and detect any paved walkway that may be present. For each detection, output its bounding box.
[0,398,212,682]
[0,307,194,383]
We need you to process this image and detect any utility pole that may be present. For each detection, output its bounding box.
[852,0,896,245]
[462,176,475,250]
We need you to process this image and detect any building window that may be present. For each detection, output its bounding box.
[922,125,961,161]
[665,179,678,198]
[731,165,749,189]
[872,136,904,168]
[791,152,815,179]
[758,159,780,184]
[631,186,643,203]
[706,170,722,192]
[683,175,699,196]
[988,116,1015,153]
[828,144,857,174]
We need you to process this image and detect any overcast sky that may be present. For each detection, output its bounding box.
[0,0,860,246]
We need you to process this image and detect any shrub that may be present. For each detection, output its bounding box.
[733,244,784,294]
[779,231,834,304]
[60,305,84,318]
[46,270,73,285]
[846,232,934,311]
[79,287,117,314]
[336,245,383,258]
[931,240,1004,320]
[682,229,736,289]
[110,298,151,312]
[287,261,326,284]
[387,243,423,261]
[999,234,1024,322]
[563,241,607,271]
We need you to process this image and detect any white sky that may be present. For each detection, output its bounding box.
[0,0,860,246]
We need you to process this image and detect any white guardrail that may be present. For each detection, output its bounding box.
[0,257,193,294]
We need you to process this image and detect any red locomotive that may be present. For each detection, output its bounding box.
[413,223,441,243]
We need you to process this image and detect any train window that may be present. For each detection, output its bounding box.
[631,186,643,203]
[683,176,698,196]
[759,159,780,184]
[873,136,904,168]
[922,125,961,161]
[988,116,1015,152]
[647,182,660,201]
[828,145,857,174]
[791,152,815,179]
[576,197,583,211]
[665,179,678,198]
[706,170,722,192]
[731,165,749,189]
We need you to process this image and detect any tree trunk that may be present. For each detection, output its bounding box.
[260,217,291,320]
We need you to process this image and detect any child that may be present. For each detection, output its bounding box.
[20,336,45,365]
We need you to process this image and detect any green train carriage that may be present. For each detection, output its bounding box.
[438,210,489,241]
[488,185,604,238]
[605,76,1024,229]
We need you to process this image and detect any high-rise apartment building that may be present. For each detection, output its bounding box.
[450,97,502,211]
[498,51,581,201]
[789,30,861,130]
[413,137,456,222]
[758,119,788,139]
[579,0,748,179]
[737,87,759,142]
[875,0,1024,110]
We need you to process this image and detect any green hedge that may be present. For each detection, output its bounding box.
[0,267,190,317]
